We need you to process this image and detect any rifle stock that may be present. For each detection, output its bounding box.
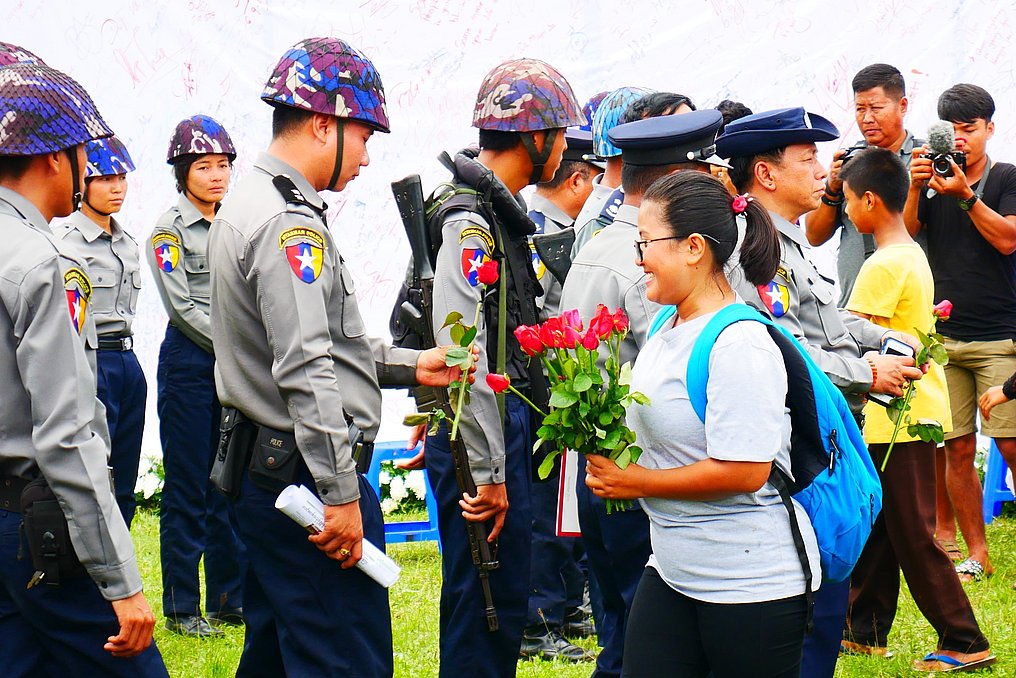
[392,175,500,633]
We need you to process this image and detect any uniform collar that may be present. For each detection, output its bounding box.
[254,152,327,212]
[529,192,573,228]
[611,203,640,228]
[177,193,209,228]
[770,210,811,248]
[0,186,52,235]
[66,209,123,242]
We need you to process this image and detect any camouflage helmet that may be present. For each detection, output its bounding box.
[592,86,655,159]
[166,114,236,164]
[0,41,46,67]
[580,91,610,132]
[261,37,390,134]
[85,135,135,178]
[472,58,584,133]
[0,63,112,156]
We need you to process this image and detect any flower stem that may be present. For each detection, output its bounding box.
[450,298,485,441]
[882,381,917,472]
[507,385,547,417]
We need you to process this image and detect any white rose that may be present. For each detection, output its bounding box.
[405,470,427,499]
[138,472,163,499]
[380,497,399,515]
[389,475,408,502]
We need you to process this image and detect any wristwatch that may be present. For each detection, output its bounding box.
[958,194,979,211]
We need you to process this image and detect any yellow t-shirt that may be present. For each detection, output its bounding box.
[847,243,953,444]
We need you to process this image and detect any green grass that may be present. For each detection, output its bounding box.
[132,512,1016,677]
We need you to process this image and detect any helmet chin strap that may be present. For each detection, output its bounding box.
[66,148,82,213]
[327,119,345,191]
[519,128,560,185]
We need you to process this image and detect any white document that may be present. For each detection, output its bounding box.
[275,484,401,588]
[556,448,581,537]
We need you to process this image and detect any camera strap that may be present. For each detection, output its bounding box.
[973,156,992,200]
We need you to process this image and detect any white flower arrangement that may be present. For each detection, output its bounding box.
[378,462,428,516]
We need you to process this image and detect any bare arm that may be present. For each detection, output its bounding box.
[584,454,772,501]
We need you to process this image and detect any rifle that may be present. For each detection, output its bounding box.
[391,174,500,633]
[532,229,575,285]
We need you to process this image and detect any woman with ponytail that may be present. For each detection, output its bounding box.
[584,171,817,678]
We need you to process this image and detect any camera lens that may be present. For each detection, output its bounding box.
[933,155,953,177]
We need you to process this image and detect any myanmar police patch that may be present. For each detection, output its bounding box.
[758,280,790,317]
[64,267,92,334]
[280,226,326,283]
[152,232,181,272]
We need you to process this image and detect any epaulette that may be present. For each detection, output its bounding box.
[272,175,321,214]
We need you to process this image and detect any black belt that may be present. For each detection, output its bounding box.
[98,335,134,351]
[0,476,30,513]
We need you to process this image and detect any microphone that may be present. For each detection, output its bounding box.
[926,121,955,198]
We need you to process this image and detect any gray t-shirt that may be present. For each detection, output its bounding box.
[628,305,821,603]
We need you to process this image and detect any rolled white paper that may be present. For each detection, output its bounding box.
[275,484,401,588]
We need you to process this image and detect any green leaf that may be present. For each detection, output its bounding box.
[913,328,932,348]
[441,311,463,329]
[916,347,929,366]
[427,420,441,436]
[573,373,593,392]
[594,426,607,439]
[578,401,590,416]
[543,410,561,425]
[631,392,651,405]
[618,362,634,386]
[403,412,431,426]
[929,343,949,366]
[628,445,642,464]
[449,323,465,345]
[445,346,470,367]
[537,450,560,480]
[598,411,614,426]
[930,333,945,343]
[460,325,477,347]
[602,428,622,450]
[614,446,632,470]
[549,390,579,408]
[536,425,559,440]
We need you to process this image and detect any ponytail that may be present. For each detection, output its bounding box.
[737,197,780,286]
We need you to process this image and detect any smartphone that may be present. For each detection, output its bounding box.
[868,337,916,408]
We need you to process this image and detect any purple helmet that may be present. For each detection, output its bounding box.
[85,135,135,178]
[0,63,111,156]
[580,91,609,132]
[166,114,236,164]
[0,41,46,67]
[472,58,585,132]
[261,37,390,134]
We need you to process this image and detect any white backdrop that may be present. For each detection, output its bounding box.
[7,0,1016,473]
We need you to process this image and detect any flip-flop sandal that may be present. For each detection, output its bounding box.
[935,537,963,561]
[954,558,989,582]
[840,640,894,659]
[912,651,997,672]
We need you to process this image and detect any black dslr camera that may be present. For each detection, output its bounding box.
[930,150,966,178]
[838,142,869,166]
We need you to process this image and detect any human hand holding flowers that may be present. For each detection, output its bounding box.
[584,453,647,501]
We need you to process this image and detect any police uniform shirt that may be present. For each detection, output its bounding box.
[0,187,140,600]
[570,173,616,258]
[147,194,213,353]
[209,152,418,506]
[560,203,661,369]
[528,191,572,319]
[732,210,885,408]
[57,210,141,337]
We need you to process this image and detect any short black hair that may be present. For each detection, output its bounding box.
[727,148,786,194]
[272,104,314,139]
[938,83,995,123]
[171,154,232,194]
[478,129,522,152]
[715,100,753,134]
[538,159,598,190]
[621,162,704,198]
[839,146,909,214]
[0,155,32,181]
[852,63,906,100]
[620,92,696,124]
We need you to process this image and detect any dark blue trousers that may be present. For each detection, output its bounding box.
[527,474,583,630]
[427,395,532,678]
[576,462,652,678]
[800,579,850,678]
[97,348,147,528]
[0,509,168,677]
[232,465,393,677]
[156,325,243,618]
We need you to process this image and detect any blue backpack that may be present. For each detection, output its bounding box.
[649,303,882,599]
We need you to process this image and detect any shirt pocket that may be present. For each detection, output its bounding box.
[184,254,211,299]
[88,267,118,314]
[339,265,365,338]
[810,274,850,346]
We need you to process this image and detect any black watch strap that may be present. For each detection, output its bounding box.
[958,194,978,211]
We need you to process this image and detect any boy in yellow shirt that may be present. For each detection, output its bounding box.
[841,147,992,672]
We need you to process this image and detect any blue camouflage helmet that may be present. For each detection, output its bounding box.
[0,62,112,156]
[591,86,655,159]
[0,41,46,67]
[166,114,236,164]
[580,91,609,132]
[261,37,391,134]
[85,135,135,178]
[472,58,585,132]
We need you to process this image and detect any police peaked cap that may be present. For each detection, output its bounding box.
[561,127,604,168]
[715,106,840,159]
[607,109,730,169]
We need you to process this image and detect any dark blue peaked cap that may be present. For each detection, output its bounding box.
[607,109,729,168]
[715,106,840,159]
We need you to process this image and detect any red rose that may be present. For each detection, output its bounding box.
[589,304,615,339]
[933,299,953,322]
[581,328,599,350]
[562,326,583,349]
[612,308,630,334]
[485,373,511,393]
[540,317,565,349]
[560,308,584,332]
[514,325,545,356]
[476,259,499,286]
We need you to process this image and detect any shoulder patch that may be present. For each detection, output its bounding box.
[461,248,493,287]
[529,241,546,280]
[152,232,181,273]
[64,267,92,334]
[280,227,326,284]
[757,279,790,318]
[458,225,495,255]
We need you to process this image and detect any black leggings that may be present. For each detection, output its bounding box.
[621,567,807,678]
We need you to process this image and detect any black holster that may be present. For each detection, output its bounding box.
[210,407,257,499]
[20,478,87,585]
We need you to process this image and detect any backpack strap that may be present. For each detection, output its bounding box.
[769,467,815,633]
[648,305,678,339]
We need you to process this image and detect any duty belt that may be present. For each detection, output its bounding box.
[0,476,30,512]
[98,335,134,351]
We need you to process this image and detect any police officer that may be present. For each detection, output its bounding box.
[56,136,145,527]
[560,109,730,678]
[426,58,584,678]
[148,114,243,636]
[0,60,167,676]
[209,37,462,677]
[0,40,45,66]
[716,107,924,678]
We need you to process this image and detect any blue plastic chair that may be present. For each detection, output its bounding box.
[982,440,1015,524]
[366,441,441,546]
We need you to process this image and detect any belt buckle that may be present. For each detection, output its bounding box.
[122,336,133,351]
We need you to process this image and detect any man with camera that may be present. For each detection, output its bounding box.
[903,83,1016,584]
[805,63,924,306]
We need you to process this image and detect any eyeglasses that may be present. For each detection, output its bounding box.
[634,236,684,264]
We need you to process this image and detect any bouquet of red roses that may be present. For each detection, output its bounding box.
[488,304,650,513]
